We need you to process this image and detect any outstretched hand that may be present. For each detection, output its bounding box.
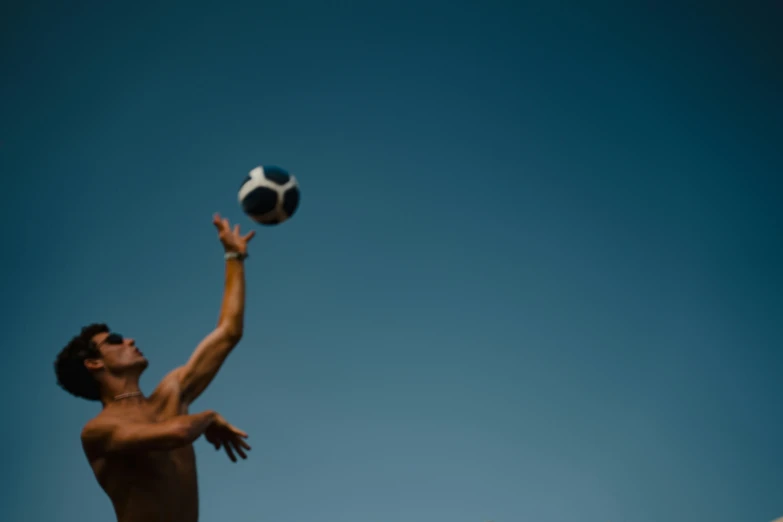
[213,213,255,255]
[205,413,251,462]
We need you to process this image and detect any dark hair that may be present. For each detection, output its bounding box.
[54,323,109,401]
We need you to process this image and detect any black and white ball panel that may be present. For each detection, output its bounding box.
[261,166,291,186]
[238,166,300,225]
[282,185,300,217]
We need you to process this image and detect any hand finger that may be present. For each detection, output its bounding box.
[230,425,248,438]
[223,441,237,462]
[214,217,228,234]
[231,439,248,459]
[222,218,229,231]
[229,432,251,451]
[213,213,222,228]
[233,224,240,236]
[243,230,256,242]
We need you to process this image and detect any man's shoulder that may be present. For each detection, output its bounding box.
[150,367,191,414]
[151,366,185,398]
[81,413,114,442]
[82,409,134,441]
[80,413,116,460]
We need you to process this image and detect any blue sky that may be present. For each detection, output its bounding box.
[2,2,781,521]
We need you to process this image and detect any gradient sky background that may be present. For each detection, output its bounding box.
[2,1,782,521]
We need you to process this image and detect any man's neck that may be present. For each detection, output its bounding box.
[114,390,143,400]
[100,378,144,407]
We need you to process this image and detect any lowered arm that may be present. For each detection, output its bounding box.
[82,410,218,457]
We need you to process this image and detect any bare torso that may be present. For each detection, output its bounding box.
[85,382,198,522]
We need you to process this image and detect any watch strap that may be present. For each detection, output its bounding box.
[224,251,248,261]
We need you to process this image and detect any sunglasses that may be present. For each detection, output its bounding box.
[96,333,124,348]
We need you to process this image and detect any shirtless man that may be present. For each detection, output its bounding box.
[54,213,256,522]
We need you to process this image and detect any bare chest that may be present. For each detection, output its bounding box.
[100,399,196,478]
[91,398,200,521]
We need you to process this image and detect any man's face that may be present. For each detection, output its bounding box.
[90,331,148,375]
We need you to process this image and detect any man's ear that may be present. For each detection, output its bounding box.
[84,358,104,372]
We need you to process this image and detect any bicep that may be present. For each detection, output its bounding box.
[178,326,240,403]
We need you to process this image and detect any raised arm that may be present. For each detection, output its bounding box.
[177,214,255,404]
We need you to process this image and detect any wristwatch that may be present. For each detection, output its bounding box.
[224,251,248,261]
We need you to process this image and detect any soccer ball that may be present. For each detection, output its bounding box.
[238,165,301,225]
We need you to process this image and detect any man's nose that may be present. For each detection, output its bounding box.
[126,338,135,346]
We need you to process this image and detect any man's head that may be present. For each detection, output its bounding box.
[54,323,148,401]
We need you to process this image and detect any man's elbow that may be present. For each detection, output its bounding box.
[218,323,243,344]
[171,418,207,446]
[226,329,243,344]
